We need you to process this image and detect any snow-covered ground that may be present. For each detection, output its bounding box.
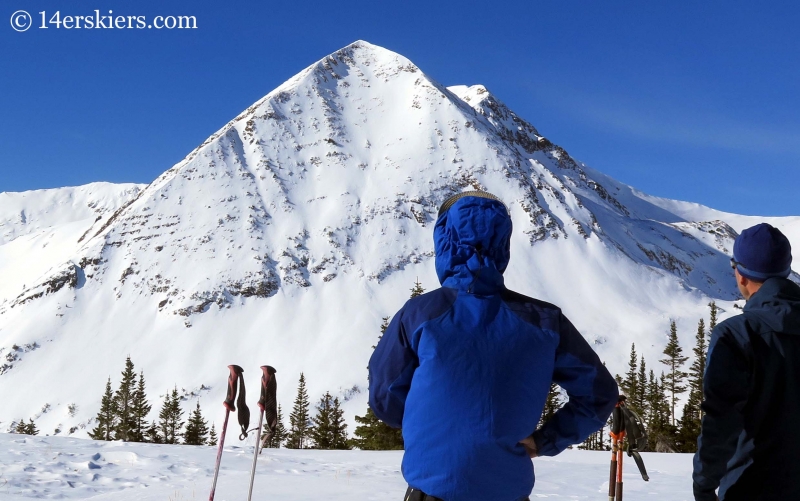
[0,433,696,500]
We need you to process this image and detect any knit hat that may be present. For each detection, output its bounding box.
[438,191,507,217]
[732,223,793,281]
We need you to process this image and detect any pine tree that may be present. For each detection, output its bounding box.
[145,420,162,444]
[636,356,648,416]
[708,301,718,331]
[660,321,689,427]
[183,401,209,445]
[311,392,335,449]
[24,419,39,436]
[410,278,425,298]
[130,371,151,442]
[351,407,404,450]
[539,383,562,427]
[265,404,287,448]
[113,356,138,441]
[330,396,349,450]
[287,373,312,449]
[89,377,118,441]
[208,423,218,447]
[14,419,26,434]
[622,344,638,401]
[677,318,709,452]
[159,386,185,444]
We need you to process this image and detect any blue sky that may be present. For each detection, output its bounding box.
[1,0,797,215]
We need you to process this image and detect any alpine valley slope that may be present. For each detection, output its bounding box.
[1,41,798,438]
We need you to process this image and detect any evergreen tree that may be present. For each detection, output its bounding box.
[145,420,162,444]
[311,392,336,449]
[208,423,218,447]
[635,355,648,416]
[183,401,209,445]
[539,383,562,427]
[130,371,152,442]
[24,419,39,436]
[709,301,718,331]
[660,321,689,426]
[622,344,638,402]
[287,373,312,449]
[89,377,118,441]
[113,356,138,441]
[14,419,26,434]
[159,386,185,444]
[329,396,349,450]
[677,318,710,452]
[265,404,287,448]
[410,278,425,298]
[351,407,404,450]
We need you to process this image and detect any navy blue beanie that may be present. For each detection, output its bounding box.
[733,223,792,281]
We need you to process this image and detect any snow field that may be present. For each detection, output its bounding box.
[0,433,698,500]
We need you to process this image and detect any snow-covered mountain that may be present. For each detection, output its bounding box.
[1,41,798,438]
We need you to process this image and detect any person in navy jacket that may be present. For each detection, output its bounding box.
[368,191,618,501]
[693,223,800,501]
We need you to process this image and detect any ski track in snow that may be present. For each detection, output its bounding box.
[0,434,696,500]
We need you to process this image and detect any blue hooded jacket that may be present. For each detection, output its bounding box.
[368,195,618,501]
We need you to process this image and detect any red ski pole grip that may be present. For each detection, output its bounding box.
[224,365,244,412]
[257,366,276,412]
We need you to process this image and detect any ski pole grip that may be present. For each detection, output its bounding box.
[258,366,277,412]
[224,365,244,412]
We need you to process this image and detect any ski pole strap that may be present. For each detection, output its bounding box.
[626,447,650,481]
[237,370,251,440]
[258,366,278,439]
[224,365,244,412]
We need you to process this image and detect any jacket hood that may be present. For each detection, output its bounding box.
[744,277,800,334]
[434,195,512,294]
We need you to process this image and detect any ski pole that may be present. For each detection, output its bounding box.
[209,364,244,501]
[247,365,277,501]
[609,396,624,501]
[608,435,617,501]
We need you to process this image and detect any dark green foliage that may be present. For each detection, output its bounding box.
[158,386,184,444]
[635,356,648,414]
[310,392,350,450]
[208,423,217,447]
[351,407,404,450]
[287,373,312,449]
[709,301,718,331]
[539,382,563,427]
[646,371,677,452]
[114,356,138,441]
[89,377,118,441]
[131,371,151,442]
[677,317,710,452]
[660,321,689,426]
[410,278,425,298]
[146,420,162,444]
[183,401,209,445]
[15,419,38,435]
[622,343,638,400]
[265,404,287,448]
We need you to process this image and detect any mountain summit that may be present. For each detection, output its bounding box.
[1,41,797,436]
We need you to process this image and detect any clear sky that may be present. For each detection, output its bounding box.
[1,0,797,215]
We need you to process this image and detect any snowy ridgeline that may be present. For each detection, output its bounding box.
[0,433,697,500]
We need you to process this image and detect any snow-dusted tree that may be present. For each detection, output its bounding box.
[311,392,349,450]
[145,420,162,444]
[89,377,118,441]
[286,373,312,449]
[183,401,209,445]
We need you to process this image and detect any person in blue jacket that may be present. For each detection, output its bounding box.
[368,191,618,501]
[693,223,800,501]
